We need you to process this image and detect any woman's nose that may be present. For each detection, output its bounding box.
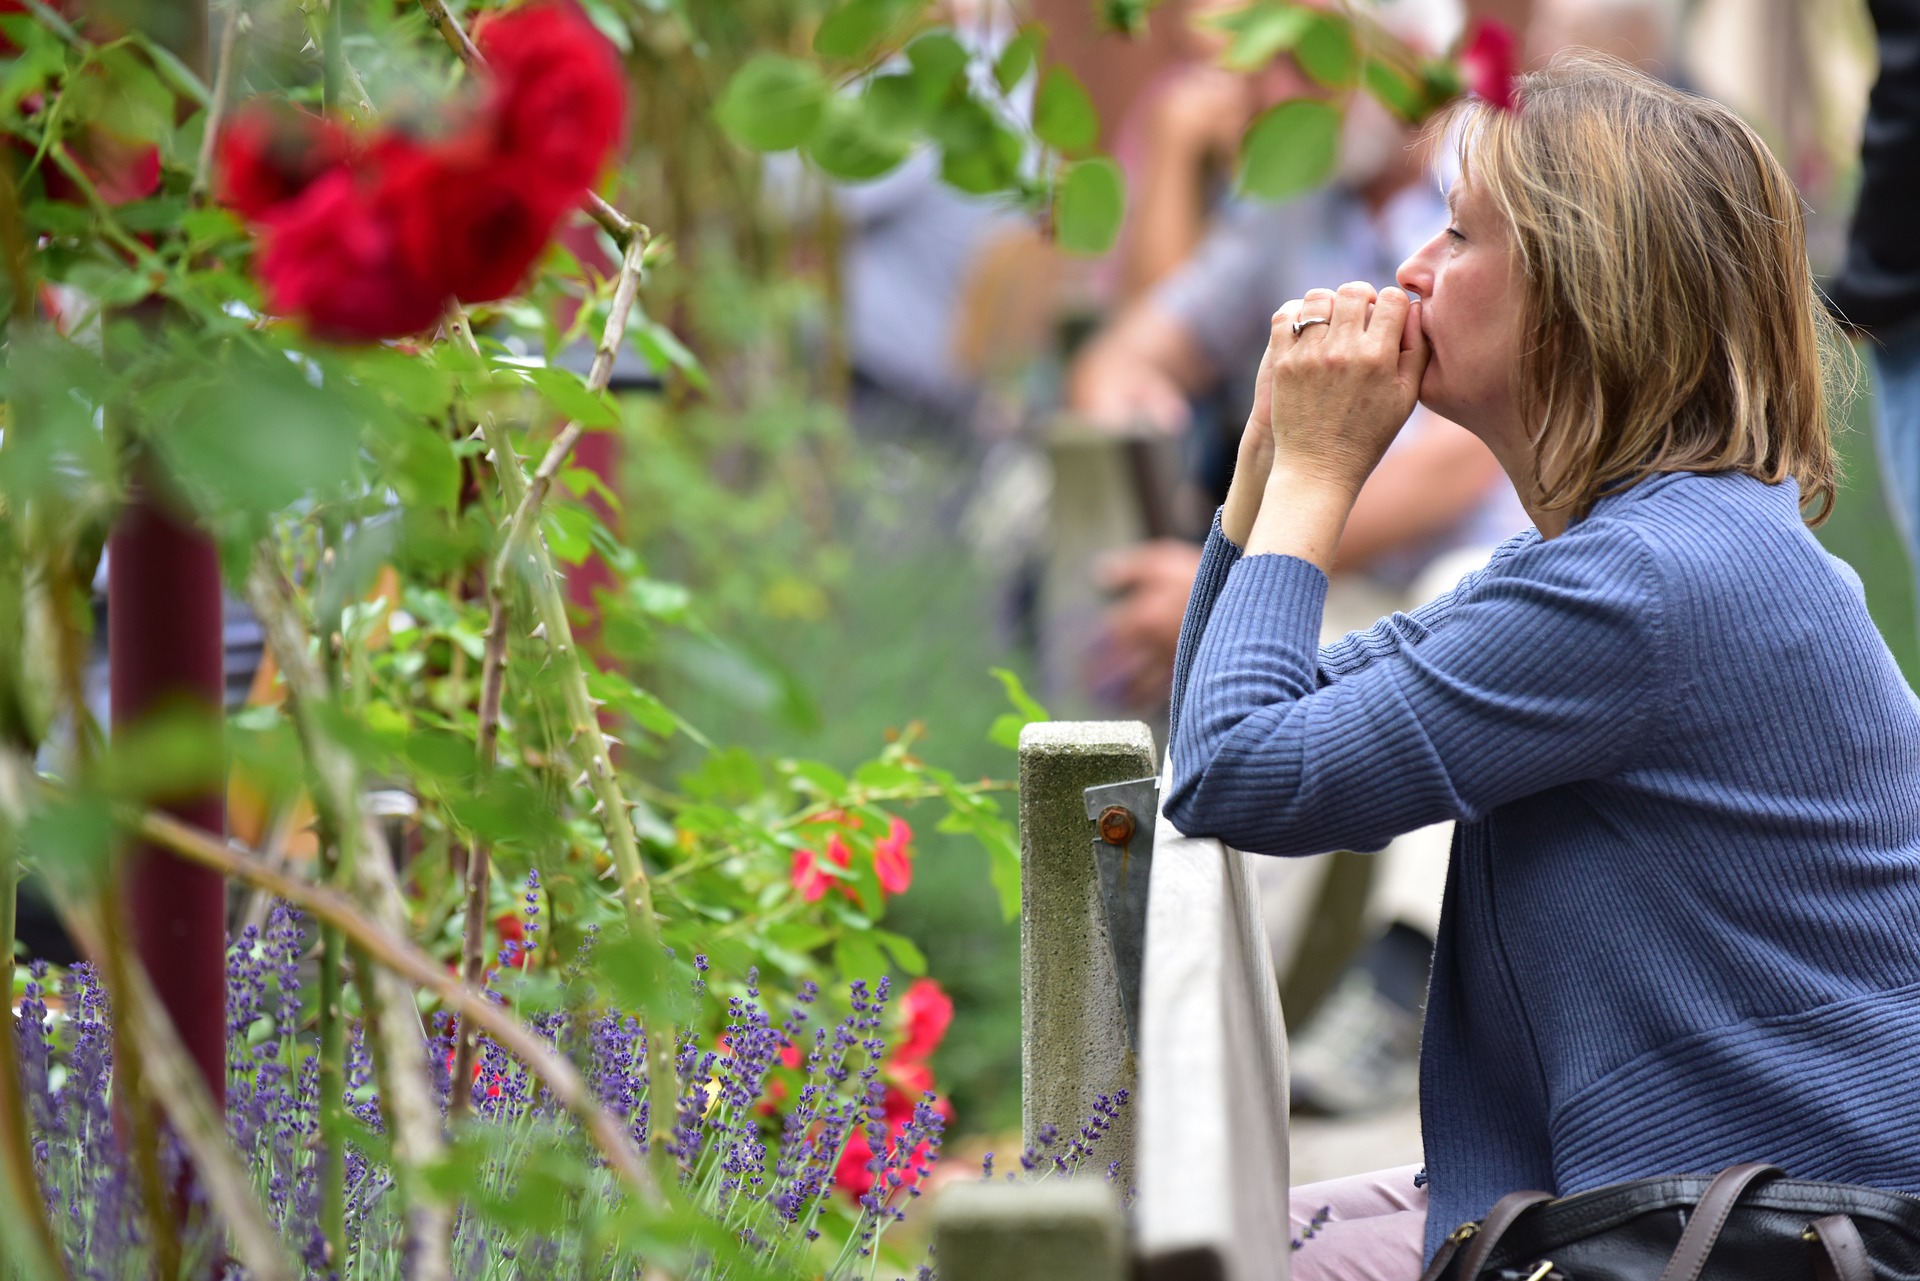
[1397,241,1436,299]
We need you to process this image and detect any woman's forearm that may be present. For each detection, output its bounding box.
[1244,467,1360,573]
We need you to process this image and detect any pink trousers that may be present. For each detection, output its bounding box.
[1289,1164,1430,1281]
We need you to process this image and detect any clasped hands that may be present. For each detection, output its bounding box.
[1221,281,1429,568]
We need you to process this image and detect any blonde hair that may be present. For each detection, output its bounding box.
[1446,53,1847,524]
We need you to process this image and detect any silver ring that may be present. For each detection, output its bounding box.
[1292,316,1330,336]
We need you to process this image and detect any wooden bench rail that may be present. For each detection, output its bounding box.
[1135,759,1291,1280]
[937,724,1288,1281]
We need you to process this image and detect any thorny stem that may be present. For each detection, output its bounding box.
[348,818,454,1281]
[412,0,647,249]
[131,808,663,1205]
[54,893,298,1281]
[493,232,647,608]
[449,278,675,1166]
[448,581,508,1120]
[246,548,455,1280]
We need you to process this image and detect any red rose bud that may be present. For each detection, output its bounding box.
[1459,18,1519,111]
[217,103,359,220]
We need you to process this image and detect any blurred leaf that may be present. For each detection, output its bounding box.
[678,746,763,805]
[593,921,684,1025]
[717,54,828,152]
[785,759,848,799]
[584,669,678,739]
[153,349,366,517]
[934,99,1022,194]
[832,931,888,981]
[1237,97,1340,201]
[542,503,595,565]
[872,927,927,975]
[23,200,92,237]
[904,32,969,102]
[807,92,913,182]
[95,703,224,803]
[522,365,620,429]
[990,666,1049,723]
[1033,66,1099,154]
[1099,0,1162,35]
[814,0,898,60]
[114,196,189,233]
[1054,156,1125,255]
[630,318,710,392]
[1216,1,1314,72]
[1295,12,1359,89]
[374,421,460,511]
[1364,58,1429,122]
[0,329,115,510]
[128,32,211,107]
[21,792,115,896]
[446,774,565,848]
[994,30,1039,92]
[988,713,1024,751]
[626,578,691,624]
[94,47,175,144]
[852,759,917,790]
[313,518,398,629]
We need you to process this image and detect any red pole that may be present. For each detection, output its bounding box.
[109,482,227,1103]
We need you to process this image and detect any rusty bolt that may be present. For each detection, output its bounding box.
[1097,805,1136,845]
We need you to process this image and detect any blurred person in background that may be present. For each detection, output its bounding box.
[1829,0,1920,626]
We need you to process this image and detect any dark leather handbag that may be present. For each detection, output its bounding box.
[1417,1163,1920,1281]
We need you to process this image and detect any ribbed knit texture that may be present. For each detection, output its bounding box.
[1166,472,1920,1262]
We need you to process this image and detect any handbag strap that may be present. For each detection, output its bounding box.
[1807,1214,1872,1281]
[1655,1163,1785,1281]
[1450,1189,1557,1279]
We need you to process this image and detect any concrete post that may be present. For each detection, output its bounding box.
[1018,720,1155,1191]
[933,1180,1127,1281]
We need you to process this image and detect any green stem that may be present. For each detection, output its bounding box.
[317,913,349,1271]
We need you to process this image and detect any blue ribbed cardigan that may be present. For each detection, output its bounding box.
[1165,471,1920,1261]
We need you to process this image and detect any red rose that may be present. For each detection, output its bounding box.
[895,977,952,1064]
[254,153,446,342]
[872,816,914,897]
[390,129,570,305]
[790,832,856,903]
[475,1,627,192]
[1459,18,1519,111]
[217,104,359,221]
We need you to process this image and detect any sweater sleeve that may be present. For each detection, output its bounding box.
[1318,530,1541,680]
[1165,525,1669,857]
[1167,510,1244,743]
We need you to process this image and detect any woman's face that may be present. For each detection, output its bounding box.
[1396,176,1527,447]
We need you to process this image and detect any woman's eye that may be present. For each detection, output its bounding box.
[1446,226,1465,242]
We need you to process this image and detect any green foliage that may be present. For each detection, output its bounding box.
[1055,156,1125,256]
[1237,97,1342,202]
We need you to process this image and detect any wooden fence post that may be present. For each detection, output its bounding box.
[1018,720,1155,1191]
[933,1180,1127,1281]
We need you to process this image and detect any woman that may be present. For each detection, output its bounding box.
[1164,54,1920,1280]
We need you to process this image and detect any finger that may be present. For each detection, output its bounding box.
[1292,287,1336,339]
[1369,285,1413,345]
[1329,280,1377,335]
[1270,298,1303,341]
[1397,296,1430,390]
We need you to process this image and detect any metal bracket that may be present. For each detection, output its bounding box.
[1084,775,1159,1050]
